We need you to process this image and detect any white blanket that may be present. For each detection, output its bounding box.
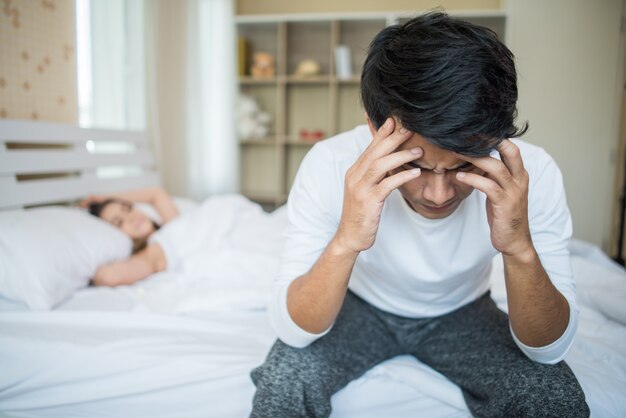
[0,195,625,418]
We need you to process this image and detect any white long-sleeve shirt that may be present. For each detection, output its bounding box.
[270,125,578,364]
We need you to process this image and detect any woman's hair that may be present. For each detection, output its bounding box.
[87,198,159,253]
[87,198,131,218]
[361,11,528,157]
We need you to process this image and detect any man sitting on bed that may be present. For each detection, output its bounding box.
[250,11,589,418]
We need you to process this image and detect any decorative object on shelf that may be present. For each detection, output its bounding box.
[334,45,353,80]
[237,94,271,141]
[294,59,321,78]
[237,37,247,76]
[299,129,325,142]
[250,52,275,79]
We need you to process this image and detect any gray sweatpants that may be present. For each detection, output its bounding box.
[250,291,589,418]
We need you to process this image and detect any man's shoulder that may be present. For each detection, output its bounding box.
[511,139,555,167]
[293,125,370,197]
[308,125,371,163]
[509,139,563,184]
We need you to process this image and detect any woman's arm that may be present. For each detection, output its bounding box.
[82,186,179,224]
[91,243,167,286]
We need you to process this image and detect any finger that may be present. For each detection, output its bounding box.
[456,171,505,203]
[368,125,414,161]
[497,139,526,178]
[357,121,413,177]
[374,168,421,201]
[363,147,423,184]
[454,152,513,188]
[370,117,395,145]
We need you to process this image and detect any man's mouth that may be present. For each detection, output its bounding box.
[423,200,456,213]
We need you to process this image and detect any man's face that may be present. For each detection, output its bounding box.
[368,121,485,219]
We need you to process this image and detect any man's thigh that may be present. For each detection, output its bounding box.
[406,292,589,417]
[250,291,403,418]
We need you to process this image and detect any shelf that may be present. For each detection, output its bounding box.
[242,191,287,203]
[237,11,507,203]
[337,76,361,84]
[240,138,277,145]
[235,10,506,24]
[285,136,322,146]
[285,75,332,84]
[239,77,278,85]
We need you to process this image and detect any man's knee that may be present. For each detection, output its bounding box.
[250,339,334,418]
[252,339,323,385]
[506,362,589,417]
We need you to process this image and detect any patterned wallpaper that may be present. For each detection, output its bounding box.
[0,0,77,123]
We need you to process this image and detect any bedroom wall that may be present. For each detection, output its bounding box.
[234,0,624,251]
[505,0,623,251]
[144,0,190,198]
[0,0,78,123]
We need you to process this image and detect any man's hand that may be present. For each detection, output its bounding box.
[455,139,533,259]
[335,118,422,254]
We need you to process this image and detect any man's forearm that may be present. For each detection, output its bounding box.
[287,235,359,334]
[503,248,570,347]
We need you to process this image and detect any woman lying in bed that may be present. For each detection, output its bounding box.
[81,186,178,287]
[81,187,286,288]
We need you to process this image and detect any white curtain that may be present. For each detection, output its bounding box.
[186,0,238,199]
[145,0,238,200]
[78,0,145,130]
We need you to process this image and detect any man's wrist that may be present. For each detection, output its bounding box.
[329,233,360,259]
[502,243,538,266]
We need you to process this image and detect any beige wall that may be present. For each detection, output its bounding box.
[236,0,501,14]
[145,0,190,197]
[506,0,622,250]
[0,0,77,123]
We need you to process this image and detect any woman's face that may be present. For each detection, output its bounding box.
[99,201,156,241]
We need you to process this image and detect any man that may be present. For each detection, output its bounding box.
[250,11,589,418]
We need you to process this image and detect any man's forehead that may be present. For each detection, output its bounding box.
[399,132,466,169]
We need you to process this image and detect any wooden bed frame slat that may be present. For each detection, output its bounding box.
[0,120,146,144]
[0,149,155,175]
[0,120,160,209]
[0,172,161,209]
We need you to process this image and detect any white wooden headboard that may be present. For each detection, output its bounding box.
[0,120,160,210]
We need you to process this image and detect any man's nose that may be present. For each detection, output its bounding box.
[423,173,455,206]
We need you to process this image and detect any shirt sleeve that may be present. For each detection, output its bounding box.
[510,145,578,364]
[510,298,578,365]
[269,143,343,348]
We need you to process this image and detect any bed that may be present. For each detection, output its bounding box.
[1,120,625,417]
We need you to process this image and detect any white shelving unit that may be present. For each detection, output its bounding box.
[236,10,506,207]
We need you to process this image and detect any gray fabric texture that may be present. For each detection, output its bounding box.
[250,291,589,418]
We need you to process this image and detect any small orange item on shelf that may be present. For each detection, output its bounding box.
[299,129,325,142]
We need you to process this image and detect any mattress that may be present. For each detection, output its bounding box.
[0,239,625,417]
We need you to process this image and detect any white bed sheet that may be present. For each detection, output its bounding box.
[1,238,625,417]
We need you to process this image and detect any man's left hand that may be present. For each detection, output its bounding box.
[455,139,533,259]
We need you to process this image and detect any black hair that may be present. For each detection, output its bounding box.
[88,198,131,218]
[361,10,528,156]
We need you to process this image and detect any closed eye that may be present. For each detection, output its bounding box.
[404,161,426,170]
[402,161,475,172]
[455,162,475,172]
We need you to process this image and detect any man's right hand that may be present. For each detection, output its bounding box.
[334,118,422,254]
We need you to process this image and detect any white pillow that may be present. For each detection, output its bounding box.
[0,207,132,310]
